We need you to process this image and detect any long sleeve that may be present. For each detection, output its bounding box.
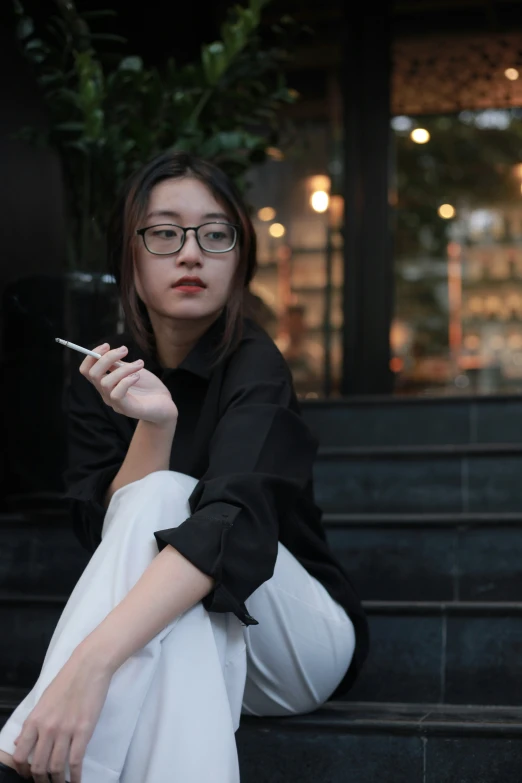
[153,342,318,626]
[63,369,129,553]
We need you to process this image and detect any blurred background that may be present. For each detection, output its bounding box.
[2,0,522,498]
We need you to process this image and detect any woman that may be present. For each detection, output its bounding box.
[0,152,369,783]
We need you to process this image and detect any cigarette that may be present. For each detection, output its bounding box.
[55,338,125,366]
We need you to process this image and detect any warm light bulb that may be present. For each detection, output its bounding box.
[438,203,456,219]
[410,128,430,144]
[269,223,285,238]
[258,207,276,222]
[310,190,330,213]
[505,68,519,81]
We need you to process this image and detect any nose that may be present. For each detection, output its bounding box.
[175,229,203,268]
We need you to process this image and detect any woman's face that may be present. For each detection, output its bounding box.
[134,177,240,323]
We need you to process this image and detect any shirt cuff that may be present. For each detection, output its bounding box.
[153,501,259,627]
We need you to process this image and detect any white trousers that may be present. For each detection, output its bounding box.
[0,471,355,783]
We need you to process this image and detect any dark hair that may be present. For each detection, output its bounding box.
[108,151,258,361]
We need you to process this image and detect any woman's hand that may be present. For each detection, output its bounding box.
[80,343,178,425]
[12,648,113,783]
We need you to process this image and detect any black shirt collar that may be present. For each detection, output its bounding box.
[145,310,227,380]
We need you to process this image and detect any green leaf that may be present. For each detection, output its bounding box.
[16,16,34,40]
[201,41,229,85]
[55,121,85,132]
[90,33,127,44]
[119,56,143,72]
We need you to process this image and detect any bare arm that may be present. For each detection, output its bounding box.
[76,541,214,674]
[104,418,177,507]
[72,344,215,673]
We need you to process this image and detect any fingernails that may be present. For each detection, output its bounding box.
[132,359,143,366]
[117,345,128,354]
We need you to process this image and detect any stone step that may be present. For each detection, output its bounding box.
[238,701,522,783]
[302,396,522,448]
[3,510,522,605]
[350,601,522,706]
[1,592,521,707]
[324,512,522,602]
[1,689,521,783]
[0,513,89,595]
[314,443,522,513]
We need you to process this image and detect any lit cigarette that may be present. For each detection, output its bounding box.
[55,338,125,366]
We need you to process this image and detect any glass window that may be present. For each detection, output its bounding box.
[391,109,522,395]
[246,125,343,398]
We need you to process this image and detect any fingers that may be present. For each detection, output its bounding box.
[12,722,38,779]
[78,343,111,376]
[99,358,144,396]
[107,369,142,402]
[48,734,71,783]
[82,344,129,383]
[69,730,91,783]
[22,729,54,783]
[14,725,74,783]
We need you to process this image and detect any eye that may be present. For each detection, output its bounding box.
[151,228,179,239]
[205,230,227,240]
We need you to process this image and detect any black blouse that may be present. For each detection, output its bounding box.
[63,313,369,697]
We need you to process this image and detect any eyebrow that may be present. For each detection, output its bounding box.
[146,209,231,222]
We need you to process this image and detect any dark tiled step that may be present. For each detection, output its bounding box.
[238,701,522,783]
[350,601,522,706]
[314,450,522,513]
[5,492,68,514]
[302,396,522,449]
[243,700,522,737]
[319,442,522,457]
[0,593,64,689]
[324,511,522,526]
[1,593,522,708]
[2,690,522,783]
[325,517,522,601]
[0,514,89,594]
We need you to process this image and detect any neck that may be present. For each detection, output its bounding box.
[149,311,222,369]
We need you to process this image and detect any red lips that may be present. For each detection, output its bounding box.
[173,276,206,288]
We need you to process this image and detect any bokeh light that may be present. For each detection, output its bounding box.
[269,223,285,238]
[310,191,330,213]
[438,203,456,219]
[410,128,430,144]
[258,207,276,222]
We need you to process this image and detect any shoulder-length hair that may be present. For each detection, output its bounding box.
[108,150,258,361]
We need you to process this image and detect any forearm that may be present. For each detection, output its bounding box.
[76,544,214,674]
[104,417,177,507]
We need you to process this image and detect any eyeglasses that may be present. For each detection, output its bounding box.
[136,222,239,255]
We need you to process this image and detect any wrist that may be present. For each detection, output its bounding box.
[139,415,177,433]
[72,636,119,676]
